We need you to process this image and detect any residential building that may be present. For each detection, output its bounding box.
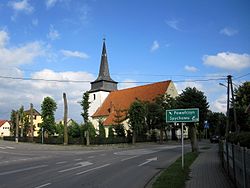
[0,120,11,137]
[24,109,42,137]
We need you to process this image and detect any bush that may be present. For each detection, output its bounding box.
[227,132,250,148]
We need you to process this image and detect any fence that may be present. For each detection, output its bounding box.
[219,141,250,188]
[3,135,154,145]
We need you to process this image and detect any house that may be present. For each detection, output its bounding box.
[0,120,11,137]
[24,109,42,137]
[56,118,75,126]
[88,40,179,137]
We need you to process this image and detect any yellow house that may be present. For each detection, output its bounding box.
[24,109,42,137]
[0,120,11,137]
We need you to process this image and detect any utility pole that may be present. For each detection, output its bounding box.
[225,76,230,137]
[15,111,19,143]
[30,103,34,142]
[63,93,68,145]
[228,75,239,133]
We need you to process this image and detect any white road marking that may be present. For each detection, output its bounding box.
[6,146,15,149]
[138,157,157,167]
[58,161,93,173]
[0,156,49,165]
[34,183,51,188]
[0,165,48,176]
[121,155,138,162]
[76,164,110,175]
[56,161,67,165]
[0,146,15,149]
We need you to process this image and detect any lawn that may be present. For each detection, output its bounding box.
[152,152,199,188]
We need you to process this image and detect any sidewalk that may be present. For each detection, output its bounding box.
[186,143,234,188]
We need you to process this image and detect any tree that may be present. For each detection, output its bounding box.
[41,97,57,136]
[108,126,114,138]
[68,120,81,138]
[176,87,209,152]
[55,122,64,137]
[207,111,227,137]
[154,94,177,142]
[19,106,24,137]
[80,91,91,145]
[10,109,16,136]
[98,118,106,138]
[113,109,126,137]
[235,81,250,131]
[145,102,162,142]
[80,91,90,124]
[128,100,146,144]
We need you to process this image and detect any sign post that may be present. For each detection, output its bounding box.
[166,108,199,169]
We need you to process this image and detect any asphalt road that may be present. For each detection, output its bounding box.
[0,140,191,188]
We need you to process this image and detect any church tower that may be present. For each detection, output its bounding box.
[89,39,117,117]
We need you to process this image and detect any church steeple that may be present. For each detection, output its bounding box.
[96,39,114,82]
[89,39,117,92]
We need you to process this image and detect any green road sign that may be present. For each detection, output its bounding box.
[166,108,199,123]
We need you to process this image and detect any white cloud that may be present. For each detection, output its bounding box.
[220,27,238,36]
[46,0,58,8]
[0,68,95,123]
[47,25,60,40]
[61,50,89,59]
[0,30,9,47]
[175,81,204,95]
[0,41,44,66]
[9,0,34,13]
[0,30,44,67]
[150,40,160,52]
[184,65,198,72]
[165,19,181,31]
[210,94,227,113]
[203,52,250,71]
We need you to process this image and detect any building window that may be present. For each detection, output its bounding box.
[93,94,96,100]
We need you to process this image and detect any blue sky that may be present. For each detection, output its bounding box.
[0,0,249,123]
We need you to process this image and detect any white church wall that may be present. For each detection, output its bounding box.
[89,91,110,117]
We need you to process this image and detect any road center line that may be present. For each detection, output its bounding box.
[34,183,51,188]
[56,161,67,165]
[0,165,48,176]
[76,164,110,175]
[58,161,92,173]
[121,155,138,162]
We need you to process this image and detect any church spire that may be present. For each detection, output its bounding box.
[89,39,117,93]
[96,38,113,82]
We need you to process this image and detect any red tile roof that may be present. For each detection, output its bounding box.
[0,120,10,127]
[92,80,172,126]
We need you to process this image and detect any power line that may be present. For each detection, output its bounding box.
[0,75,226,84]
[235,73,250,80]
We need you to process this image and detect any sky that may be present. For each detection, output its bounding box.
[0,0,249,123]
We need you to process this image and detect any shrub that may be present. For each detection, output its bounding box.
[227,132,250,148]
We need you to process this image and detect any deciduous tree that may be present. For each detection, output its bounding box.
[128,100,146,144]
[176,87,209,152]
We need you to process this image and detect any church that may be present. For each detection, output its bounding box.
[88,40,179,137]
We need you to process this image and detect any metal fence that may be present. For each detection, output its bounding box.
[219,141,250,188]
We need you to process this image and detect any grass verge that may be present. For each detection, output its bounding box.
[152,152,199,188]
